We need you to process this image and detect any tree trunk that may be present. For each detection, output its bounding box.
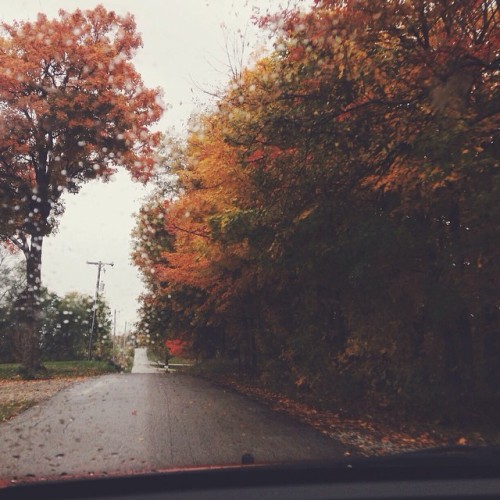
[18,235,44,378]
[17,158,52,377]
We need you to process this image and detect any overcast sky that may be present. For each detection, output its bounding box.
[1,0,295,333]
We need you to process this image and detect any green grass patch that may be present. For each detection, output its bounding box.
[0,363,21,380]
[44,360,119,378]
[188,358,237,376]
[0,360,119,380]
[169,357,192,365]
[0,400,36,422]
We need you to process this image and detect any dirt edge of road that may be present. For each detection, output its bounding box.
[0,378,89,422]
[0,360,125,423]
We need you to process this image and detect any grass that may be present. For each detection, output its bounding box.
[0,360,119,380]
[0,363,20,380]
[187,358,238,376]
[168,357,192,365]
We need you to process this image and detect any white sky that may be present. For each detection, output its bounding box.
[1,0,290,333]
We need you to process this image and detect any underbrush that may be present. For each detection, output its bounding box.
[112,347,135,373]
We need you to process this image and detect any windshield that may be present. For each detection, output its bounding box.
[0,0,498,486]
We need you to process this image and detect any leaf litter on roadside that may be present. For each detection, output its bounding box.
[206,375,494,457]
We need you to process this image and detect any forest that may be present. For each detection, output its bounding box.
[133,0,499,419]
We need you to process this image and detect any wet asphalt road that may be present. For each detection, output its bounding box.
[0,349,344,481]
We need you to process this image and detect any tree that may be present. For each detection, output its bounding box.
[0,7,162,376]
[40,291,112,361]
[165,339,189,358]
[133,0,499,415]
[216,0,500,401]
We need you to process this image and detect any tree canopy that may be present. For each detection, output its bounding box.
[133,0,499,417]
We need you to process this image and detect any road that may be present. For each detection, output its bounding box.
[0,348,345,482]
[131,346,164,373]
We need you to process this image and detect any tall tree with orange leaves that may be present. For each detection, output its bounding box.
[0,7,163,376]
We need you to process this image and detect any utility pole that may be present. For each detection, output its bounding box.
[87,260,114,360]
[113,309,117,362]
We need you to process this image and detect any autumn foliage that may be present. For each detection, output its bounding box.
[165,339,189,359]
[133,0,499,419]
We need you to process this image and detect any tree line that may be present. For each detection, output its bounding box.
[133,0,499,417]
[0,249,112,362]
